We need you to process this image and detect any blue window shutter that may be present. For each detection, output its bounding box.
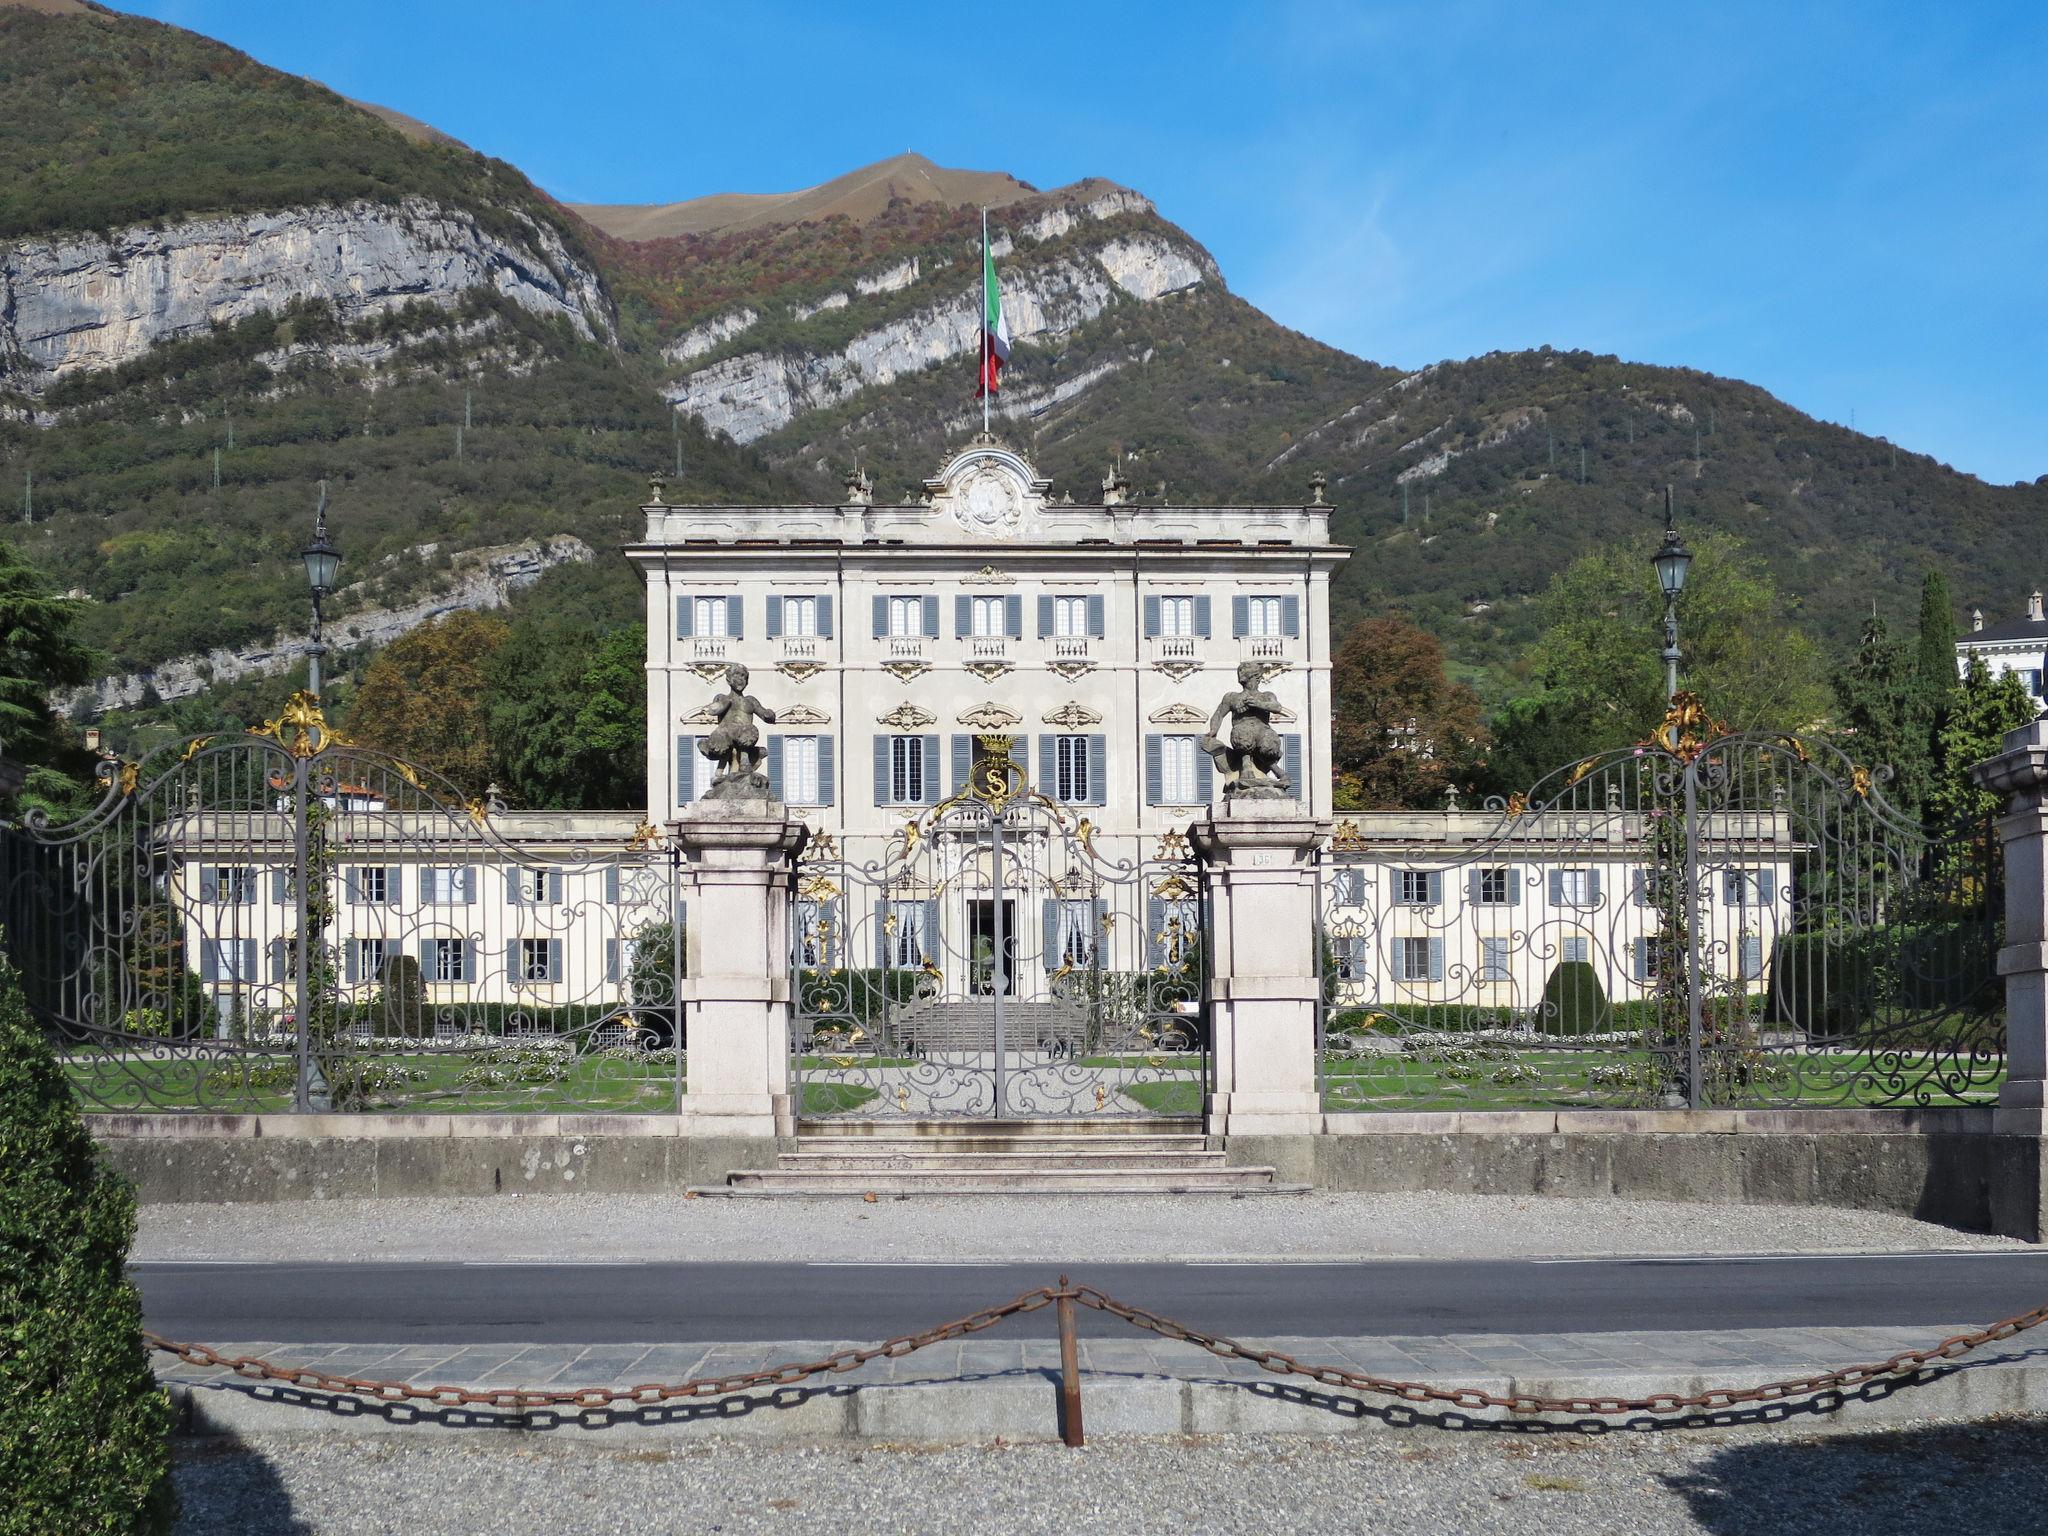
[462,940,476,985]
[727,595,743,638]
[677,735,696,804]
[419,938,434,975]
[872,595,887,637]
[1146,894,1164,967]
[344,943,358,985]
[922,735,941,802]
[1194,594,1212,637]
[1143,595,1161,637]
[1428,871,1442,906]
[1087,594,1105,637]
[604,864,619,903]
[271,868,288,904]
[1589,869,1603,905]
[506,868,522,904]
[955,594,972,637]
[1634,938,1649,981]
[951,734,972,796]
[922,595,939,637]
[387,867,402,906]
[766,594,783,638]
[818,735,835,805]
[1282,593,1301,636]
[199,868,219,903]
[1758,870,1776,904]
[1145,734,1163,805]
[1548,870,1563,905]
[873,735,890,807]
[765,735,783,800]
[1283,734,1302,792]
[1005,594,1022,637]
[1428,938,1444,983]
[675,594,693,638]
[1468,869,1483,908]
[818,594,834,638]
[607,941,620,984]
[1232,594,1250,637]
[548,939,564,983]
[505,939,519,983]
[1741,935,1763,980]
[1723,872,1738,907]
[1039,735,1056,796]
[344,868,360,904]
[1038,594,1055,637]
[1086,735,1106,805]
[1506,864,1521,906]
[1043,901,1060,969]
[921,898,940,958]
[461,867,477,904]
[874,900,890,968]
[549,870,564,904]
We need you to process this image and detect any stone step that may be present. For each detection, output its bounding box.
[794,1117,1206,1139]
[712,1165,1290,1195]
[790,1137,1212,1158]
[775,1149,1230,1172]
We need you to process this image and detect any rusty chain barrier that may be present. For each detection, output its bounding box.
[147,1280,2048,1441]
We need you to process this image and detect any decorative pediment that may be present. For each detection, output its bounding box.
[1047,659,1096,681]
[922,441,1053,540]
[778,704,831,725]
[680,702,722,725]
[957,701,1023,730]
[1042,700,1104,729]
[961,564,1015,585]
[964,660,1014,682]
[778,661,826,683]
[1149,702,1208,725]
[881,660,932,682]
[1152,659,1203,682]
[878,701,937,730]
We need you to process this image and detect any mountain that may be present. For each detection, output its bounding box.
[3,0,2044,744]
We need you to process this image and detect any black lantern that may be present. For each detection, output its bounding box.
[302,483,340,596]
[1652,523,1692,600]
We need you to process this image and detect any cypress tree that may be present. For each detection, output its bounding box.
[1832,615,1932,818]
[1915,568,1959,731]
[0,947,176,1534]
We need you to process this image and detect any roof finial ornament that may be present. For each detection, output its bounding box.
[843,464,873,506]
[1101,463,1131,508]
[648,469,666,506]
[1308,469,1328,506]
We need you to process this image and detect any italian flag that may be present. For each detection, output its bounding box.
[976,211,1010,399]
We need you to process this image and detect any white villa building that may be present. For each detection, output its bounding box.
[1956,591,2048,706]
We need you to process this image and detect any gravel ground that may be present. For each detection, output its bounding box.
[174,1415,2048,1535]
[135,1191,2024,1264]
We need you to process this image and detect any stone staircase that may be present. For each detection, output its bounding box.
[702,1118,1298,1196]
[891,998,1086,1052]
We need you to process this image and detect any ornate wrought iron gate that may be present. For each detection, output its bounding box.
[0,695,681,1114]
[791,736,1208,1119]
[1319,715,2001,1111]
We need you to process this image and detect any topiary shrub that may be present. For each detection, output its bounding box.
[1537,960,1612,1036]
[0,944,176,1534]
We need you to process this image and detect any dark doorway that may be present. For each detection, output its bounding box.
[969,898,1017,996]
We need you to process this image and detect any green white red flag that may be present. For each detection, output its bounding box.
[976,210,1009,400]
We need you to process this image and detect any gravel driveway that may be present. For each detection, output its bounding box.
[136,1190,2024,1264]
[173,1415,2048,1535]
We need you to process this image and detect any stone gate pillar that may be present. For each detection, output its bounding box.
[1192,798,1329,1138]
[1970,718,2048,1238]
[670,800,807,1139]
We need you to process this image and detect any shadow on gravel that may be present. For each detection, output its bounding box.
[174,1430,311,1535]
[1664,1418,2048,1536]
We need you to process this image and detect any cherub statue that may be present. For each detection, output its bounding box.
[698,664,778,799]
[1202,660,1292,798]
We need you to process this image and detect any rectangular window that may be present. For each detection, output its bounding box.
[1554,868,1593,907]
[358,867,388,904]
[782,595,818,637]
[784,735,821,804]
[970,595,1007,638]
[1397,870,1438,906]
[355,938,387,981]
[1245,596,1283,637]
[886,903,927,968]
[424,868,471,904]
[1161,735,1200,803]
[519,868,552,904]
[1563,936,1590,966]
[889,736,927,805]
[520,938,553,983]
[1054,735,1090,804]
[206,866,256,903]
[1475,868,1511,905]
[1638,938,1663,981]
[1724,870,1772,907]
[1478,937,1511,982]
[429,938,467,983]
[1158,596,1195,637]
[888,595,924,637]
[1396,937,1434,983]
[692,595,729,638]
[1053,901,1098,968]
[1053,595,1090,638]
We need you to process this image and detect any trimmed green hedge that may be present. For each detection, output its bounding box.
[0,945,175,1532]
[1536,960,1611,1036]
[1766,924,1998,1039]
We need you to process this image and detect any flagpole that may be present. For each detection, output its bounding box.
[981,207,991,436]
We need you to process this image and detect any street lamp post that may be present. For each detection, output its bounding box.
[1651,485,1693,702]
[301,482,341,699]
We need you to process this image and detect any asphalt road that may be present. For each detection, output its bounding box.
[133,1251,2048,1344]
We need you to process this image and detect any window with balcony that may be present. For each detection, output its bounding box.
[693,596,730,637]
[1159,596,1195,636]
[1054,596,1090,637]
[1245,596,1283,637]
[970,595,1007,637]
[783,595,818,636]
[888,596,924,637]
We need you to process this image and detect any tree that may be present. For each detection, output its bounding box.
[343,610,509,796]
[1915,567,1958,726]
[1831,615,1933,818]
[1928,655,2037,832]
[1524,530,1829,755]
[0,948,176,1533]
[1476,691,1610,800]
[0,537,96,817]
[485,620,647,809]
[1329,616,1484,809]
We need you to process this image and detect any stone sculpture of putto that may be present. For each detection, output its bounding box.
[1202,661,1293,798]
[698,664,779,801]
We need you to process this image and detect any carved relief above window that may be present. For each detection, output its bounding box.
[880,660,932,682]
[878,702,937,730]
[1042,701,1104,729]
[778,704,831,725]
[961,564,1016,585]
[1148,702,1208,725]
[957,701,1023,730]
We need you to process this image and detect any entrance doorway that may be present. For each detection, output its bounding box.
[968,898,1017,997]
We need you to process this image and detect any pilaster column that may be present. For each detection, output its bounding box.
[1973,720,2048,1135]
[670,800,806,1137]
[1191,798,1329,1136]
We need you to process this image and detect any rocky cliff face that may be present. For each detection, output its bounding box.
[663,223,1213,445]
[63,534,592,716]
[1,197,614,391]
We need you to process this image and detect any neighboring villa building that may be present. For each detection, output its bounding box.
[1956,591,2048,706]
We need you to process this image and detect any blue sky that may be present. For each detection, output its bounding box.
[126,0,2047,485]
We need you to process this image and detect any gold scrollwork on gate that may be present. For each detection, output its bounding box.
[250,690,351,759]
